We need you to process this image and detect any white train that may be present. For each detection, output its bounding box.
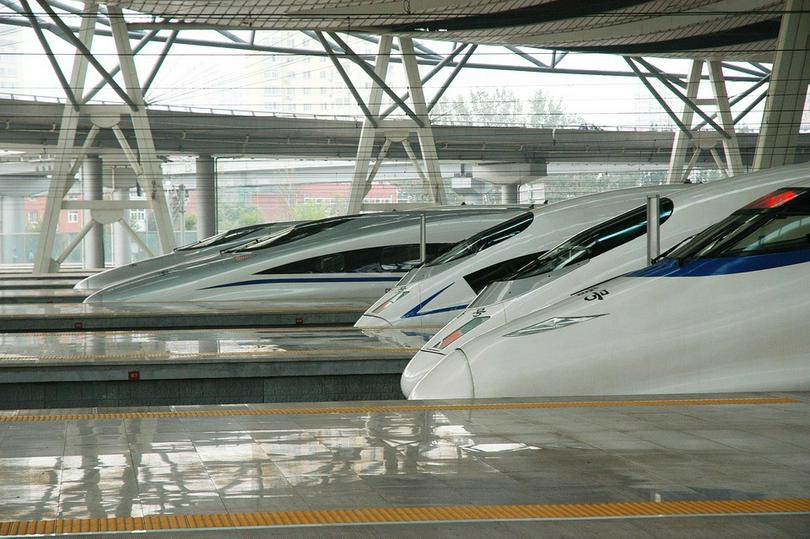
[357,184,691,329]
[408,183,810,399]
[403,162,810,396]
[84,207,524,304]
[74,222,300,292]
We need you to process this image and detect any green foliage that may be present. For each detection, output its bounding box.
[431,88,583,128]
[290,201,330,221]
[218,202,264,230]
[526,89,584,128]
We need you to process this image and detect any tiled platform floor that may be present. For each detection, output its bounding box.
[0,300,370,329]
[0,327,431,366]
[0,393,808,536]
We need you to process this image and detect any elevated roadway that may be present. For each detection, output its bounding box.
[4,98,809,167]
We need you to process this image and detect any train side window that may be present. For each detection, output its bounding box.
[256,243,454,274]
[511,198,674,280]
[668,190,810,260]
[726,215,810,256]
[426,212,534,267]
[463,251,546,294]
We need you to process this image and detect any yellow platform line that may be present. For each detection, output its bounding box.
[1,499,809,535]
[0,396,798,423]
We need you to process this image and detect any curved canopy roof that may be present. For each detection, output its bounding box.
[117,0,785,60]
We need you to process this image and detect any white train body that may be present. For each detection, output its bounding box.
[74,222,299,292]
[408,183,810,399]
[404,163,810,396]
[84,208,523,304]
[357,185,690,330]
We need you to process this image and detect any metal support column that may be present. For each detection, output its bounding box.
[196,154,216,239]
[666,60,702,183]
[753,0,810,170]
[108,5,175,253]
[32,1,96,273]
[82,155,104,269]
[400,37,447,205]
[347,35,392,214]
[500,183,519,204]
[112,186,131,266]
[707,61,744,176]
[1,195,24,264]
[32,1,176,272]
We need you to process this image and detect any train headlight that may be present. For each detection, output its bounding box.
[504,315,606,337]
[437,316,490,349]
[372,288,411,314]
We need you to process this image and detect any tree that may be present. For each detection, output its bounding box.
[291,201,330,221]
[431,88,524,126]
[526,89,583,128]
[218,202,264,231]
[431,88,583,128]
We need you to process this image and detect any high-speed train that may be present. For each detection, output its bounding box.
[74,221,301,292]
[403,162,810,396]
[408,183,810,399]
[84,207,525,304]
[356,184,691,329]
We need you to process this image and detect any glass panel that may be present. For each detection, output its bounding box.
[426,212,534,267]
[235,217,352,252]
[668,189,810,260]
[510,198,674,280]
[177,224,268,251]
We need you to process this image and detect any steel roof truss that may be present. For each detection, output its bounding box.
[18,0,79,111]
[35,0,138,111]
[328,32,424,128]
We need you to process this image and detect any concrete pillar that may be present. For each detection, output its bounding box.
[113,187,131,266]
[196,155,216,239]
[753,0,810,170]
[1,195,24,264]
[500,183,519,204]
[82,156,104,269]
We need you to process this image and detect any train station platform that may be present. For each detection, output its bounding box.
[0,300,367,332]
[0,327,430,409]
[0,393,807,537]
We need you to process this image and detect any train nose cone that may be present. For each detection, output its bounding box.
[83,289,103,303]
[407,349,474,400]
[354,314,392,329]
[401,350,444,396]
[73,277,92,290]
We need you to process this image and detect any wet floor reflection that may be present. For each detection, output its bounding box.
[0,328,433,364]
[1,399,807,521]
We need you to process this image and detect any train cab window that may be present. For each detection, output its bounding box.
[425,212,534,267]
[177,224,267,251]
[511,198,674,280]
[256,243,454,274]
[463,251,546,294]
[236,217,352,252]
[667,188,810,260]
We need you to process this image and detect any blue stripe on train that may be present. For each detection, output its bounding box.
[204,276,402,289]
[629,249,810,277]
[402,283,468,319]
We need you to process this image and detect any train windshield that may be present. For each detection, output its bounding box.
[510,198,674,280]
[177,224,267,251]
[425,212,534,267]
[667,188,810,260]
[232,217,352,252]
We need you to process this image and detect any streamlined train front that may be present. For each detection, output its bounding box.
[408,186,810,399]
[356,185,690,330]
[85,210,521,304]
[74,222,294,292]
[402,163,810,396]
